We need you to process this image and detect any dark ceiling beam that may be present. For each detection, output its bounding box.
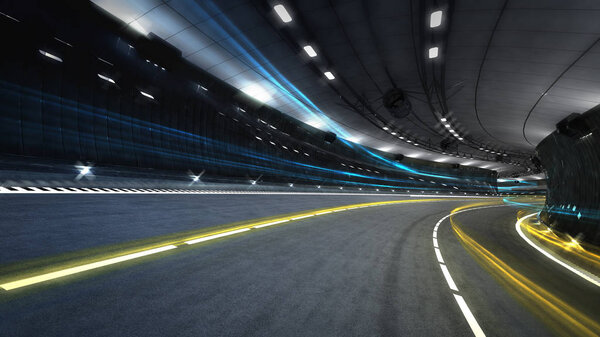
[521,35,600,146]
[473,0,510,145]
[360,0,397,90]
[327,0,384,95]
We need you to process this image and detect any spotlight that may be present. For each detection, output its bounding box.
[79,166,91,176]
[75,163,94,181]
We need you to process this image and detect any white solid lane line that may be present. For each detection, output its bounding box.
[253,219,290,229]
[440,264,458,291]
[454,294,486,337]
[433,204,506,337]
[435,248,445,263]
[185,228,251,245]
[291,214,315,220]
[515,213,600,288]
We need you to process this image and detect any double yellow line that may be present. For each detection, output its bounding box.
[1,198,456,291]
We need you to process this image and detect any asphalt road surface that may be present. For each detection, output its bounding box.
[0,194,598,336]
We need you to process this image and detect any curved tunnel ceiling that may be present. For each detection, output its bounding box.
[90,0,600,176]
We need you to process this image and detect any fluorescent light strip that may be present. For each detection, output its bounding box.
[0,245,177,290]
[97,73,115,84]
[185,228,250,245]
[39,50,62,62]
[324,71,335,80]
[274,4,292,23]
[303,45,317,57]
[430,10,443,28]
[54,37,72,47]
[429,47,439,59]
[0,11,19,22]
[98,57,113,66]
[140,91,154,99]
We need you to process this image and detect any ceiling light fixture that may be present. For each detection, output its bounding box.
[274,4,292,23]
[440,117,447,122]
[97,74,115,84]
[430,10,443,28]
[140,91,154,100]
[303,45,317,57]
[324,71,335,80]
[39,50,62,62]
[428,47,439,59]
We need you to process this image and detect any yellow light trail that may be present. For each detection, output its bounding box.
[0,197,481,291]
[525,219,600,268]
[449,205,600,337]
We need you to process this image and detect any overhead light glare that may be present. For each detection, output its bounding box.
[274,4,292,23]
[242,83,272,102]
[440,117,447,122]
[324,71,335,80]
[303,45,317,57]
[39,50,62,62]
[430,10,443,28]
[129,20,148,35]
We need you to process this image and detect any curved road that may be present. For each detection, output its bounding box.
[0,194,598,336]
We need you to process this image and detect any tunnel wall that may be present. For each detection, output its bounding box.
[537,107,600,245]
[0,1,497,193]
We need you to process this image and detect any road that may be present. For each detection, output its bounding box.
[0,193,598,336]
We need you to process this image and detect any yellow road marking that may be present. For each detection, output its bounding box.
[0,197,480,290]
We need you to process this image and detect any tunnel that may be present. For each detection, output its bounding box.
[0,1,599,336]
